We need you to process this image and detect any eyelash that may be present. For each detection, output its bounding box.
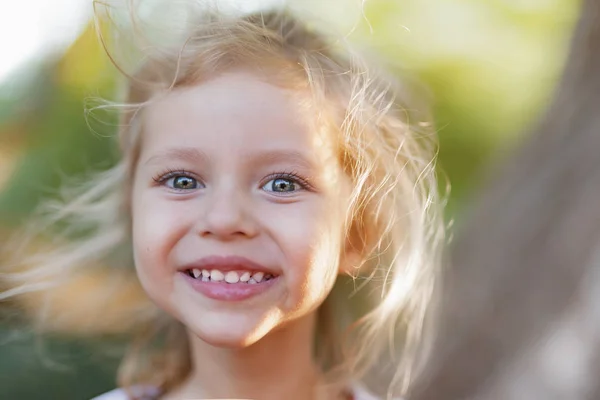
[151,169,314,191]
[152,168,198,185]
[263,170,313,192]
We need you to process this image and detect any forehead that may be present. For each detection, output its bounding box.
[140,71,335,162]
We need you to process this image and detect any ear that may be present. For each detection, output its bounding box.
[338,218,371,276]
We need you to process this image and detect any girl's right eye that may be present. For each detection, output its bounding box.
[154,171,203,191]
[167,175,199,190]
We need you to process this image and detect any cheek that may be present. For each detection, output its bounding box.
[260,198,344,308]
[131,192,197,293]
[300,195,349,306]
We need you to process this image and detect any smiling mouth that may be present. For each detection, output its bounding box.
[184,268,277,284]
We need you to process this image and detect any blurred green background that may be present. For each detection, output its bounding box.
[0,0,580,398]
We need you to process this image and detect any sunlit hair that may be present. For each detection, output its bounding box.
[1,2,445,398]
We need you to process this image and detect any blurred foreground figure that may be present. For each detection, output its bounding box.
[412,0,600,399]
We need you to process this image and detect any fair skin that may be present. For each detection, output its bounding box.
[131,71,354,399]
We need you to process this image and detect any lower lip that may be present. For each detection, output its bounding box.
[180,272,280,301]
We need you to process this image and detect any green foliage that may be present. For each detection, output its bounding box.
[0,83,119,227]
[354,0,578,210]
[0,328,123,399]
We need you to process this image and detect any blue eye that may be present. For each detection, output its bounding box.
[167,175,199,190]
[263,177,300,193]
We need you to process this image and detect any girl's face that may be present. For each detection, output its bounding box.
[131,71,351,347]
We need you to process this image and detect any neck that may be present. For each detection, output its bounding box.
[169,311,338,400]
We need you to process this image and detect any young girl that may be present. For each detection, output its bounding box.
[1,3,445,400]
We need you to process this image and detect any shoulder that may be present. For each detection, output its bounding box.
[90,389,128,400]
[90,386,160,400]
[351,382,404,400]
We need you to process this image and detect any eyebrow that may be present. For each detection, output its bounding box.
[143,147,210,166]
[251,149,316,170]
[142,147,317,170]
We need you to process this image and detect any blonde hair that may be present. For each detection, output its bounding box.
[1,3,445,398]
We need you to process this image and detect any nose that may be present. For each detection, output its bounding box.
[196,185,258,240]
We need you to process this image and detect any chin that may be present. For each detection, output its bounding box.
[184,312,276,349]
[194,330,257,348]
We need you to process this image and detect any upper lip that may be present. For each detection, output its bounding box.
[179,255,278,274]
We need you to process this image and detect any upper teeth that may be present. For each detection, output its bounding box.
[240,271,251,282]
[253,272,264,282]
[190,269,272,283]
[210,270,224,281]
[225,271,239,283]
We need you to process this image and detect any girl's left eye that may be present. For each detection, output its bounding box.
[262,177,302,193]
